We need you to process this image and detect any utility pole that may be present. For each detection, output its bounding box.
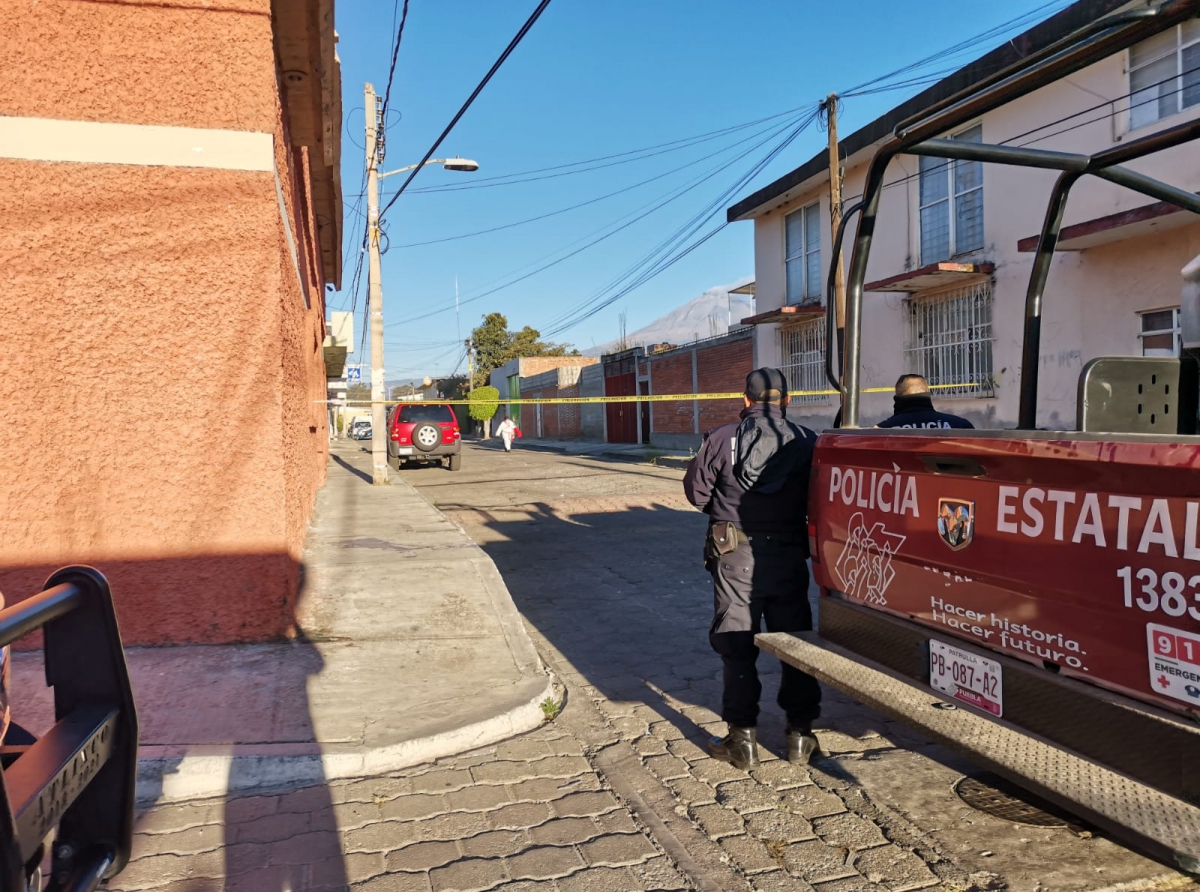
[466,338,474,394]
[823,93,847,376]
[364,83,388,485]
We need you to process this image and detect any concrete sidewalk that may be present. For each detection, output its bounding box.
[10,442,555,803]
[474,436,693,469]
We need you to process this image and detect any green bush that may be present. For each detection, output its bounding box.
[468,386,501,423]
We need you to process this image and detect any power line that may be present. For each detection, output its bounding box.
[542,111,819,336]
[402,103,815,195]
[389,113,809,327]
[394,113,808,248]
[378,0,555,221]
[380,0,411,122]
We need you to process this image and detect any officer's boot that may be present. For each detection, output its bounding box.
[708,726,759,770]
[786,725,819,764]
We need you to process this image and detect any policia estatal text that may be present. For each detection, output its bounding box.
[683,368,821,769]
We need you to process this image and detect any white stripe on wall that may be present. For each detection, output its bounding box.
[0,115,308,304]
[0,116,273,171]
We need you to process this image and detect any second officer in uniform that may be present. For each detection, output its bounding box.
[683,368,821,769]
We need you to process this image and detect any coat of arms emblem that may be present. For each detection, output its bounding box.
[937,498,975,551]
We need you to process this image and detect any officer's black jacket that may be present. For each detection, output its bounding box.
[877,395,974,430]
[683,403,816,534]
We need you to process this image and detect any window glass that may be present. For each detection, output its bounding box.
[919,155,949,205]
[1131,54,1180,128]
[1130,28,1177,69]
[955,187,984,254]
[1141,309,1176,331]
[784,209,805,260]
[920,202,951,264]
[398,404,454,423]
[1183,43,1200,110]
[803,203,822,300]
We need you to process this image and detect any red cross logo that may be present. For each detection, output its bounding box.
[1158,674,1171,688]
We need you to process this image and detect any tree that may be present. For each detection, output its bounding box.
[346,383,372,406]
[470,312,577,389]
[391,383,416,400]
[434,375,469,401]
[469,386,500,437]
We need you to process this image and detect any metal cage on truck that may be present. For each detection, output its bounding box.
[758,0,1200,872]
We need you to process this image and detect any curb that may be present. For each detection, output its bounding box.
[136,674,559,804]
[132,465,559,804]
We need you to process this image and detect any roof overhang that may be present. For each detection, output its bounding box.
[730,282,756,295]
[724,0,1130,224]
[1017,199,1198,252]
[865,262,995,293]
[273,0,343,289]
[741,303,825,325]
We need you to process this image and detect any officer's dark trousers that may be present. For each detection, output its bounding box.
[708,531,821,729]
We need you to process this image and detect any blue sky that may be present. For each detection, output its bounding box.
[331,0,1072,380]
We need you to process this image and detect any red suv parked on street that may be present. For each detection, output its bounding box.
[387,403,462,471]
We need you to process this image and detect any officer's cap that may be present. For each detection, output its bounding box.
[745,367,788,402]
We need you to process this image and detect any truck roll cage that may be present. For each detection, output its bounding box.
[0,568,137,892]
[826,0,1200,429]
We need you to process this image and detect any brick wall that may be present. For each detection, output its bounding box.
[580,364,605,440]
[696,336,753,432]
[644,329,754,450]
[649,352,694,435]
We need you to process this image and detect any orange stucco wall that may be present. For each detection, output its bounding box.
[0,0,330,644]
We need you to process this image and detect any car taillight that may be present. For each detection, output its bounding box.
[808,522,819,563]
[390,431,400,441]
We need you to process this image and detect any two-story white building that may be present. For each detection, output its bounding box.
[728,0,1199,430]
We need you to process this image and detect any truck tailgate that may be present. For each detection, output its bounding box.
[808,430,1200,717]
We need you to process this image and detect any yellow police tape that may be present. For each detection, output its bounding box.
[322,383,976,407]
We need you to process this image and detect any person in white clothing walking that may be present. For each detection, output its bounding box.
[496,415,518,452]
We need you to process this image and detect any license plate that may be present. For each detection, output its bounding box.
[396,447,414,455]
[929,639,1003,716]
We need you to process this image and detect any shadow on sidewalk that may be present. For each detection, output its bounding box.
[330,452,373,484]
[3,556,352,891]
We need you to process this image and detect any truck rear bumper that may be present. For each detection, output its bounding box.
[757,599,1200,871]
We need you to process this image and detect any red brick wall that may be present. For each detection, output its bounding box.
[697,337,754,432]
[650,352,695,435]
[645,333,753,439]
[557,384,582,439]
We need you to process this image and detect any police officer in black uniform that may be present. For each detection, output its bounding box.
[877,374,974,429]
[683,368,821,769]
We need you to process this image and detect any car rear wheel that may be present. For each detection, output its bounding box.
[448,453,462,471]
[412,422,442,453]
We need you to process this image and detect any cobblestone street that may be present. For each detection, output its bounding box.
[115,442,1190,892]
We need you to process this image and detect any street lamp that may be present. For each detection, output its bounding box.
[379,157,480,178]
[364,84,480,485]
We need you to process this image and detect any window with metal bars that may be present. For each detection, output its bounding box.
[778,319,827,404]
[904,281,994,398]
[1129,21,1200,130]
[1139,307,1182,356]
[919,124,984,263]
